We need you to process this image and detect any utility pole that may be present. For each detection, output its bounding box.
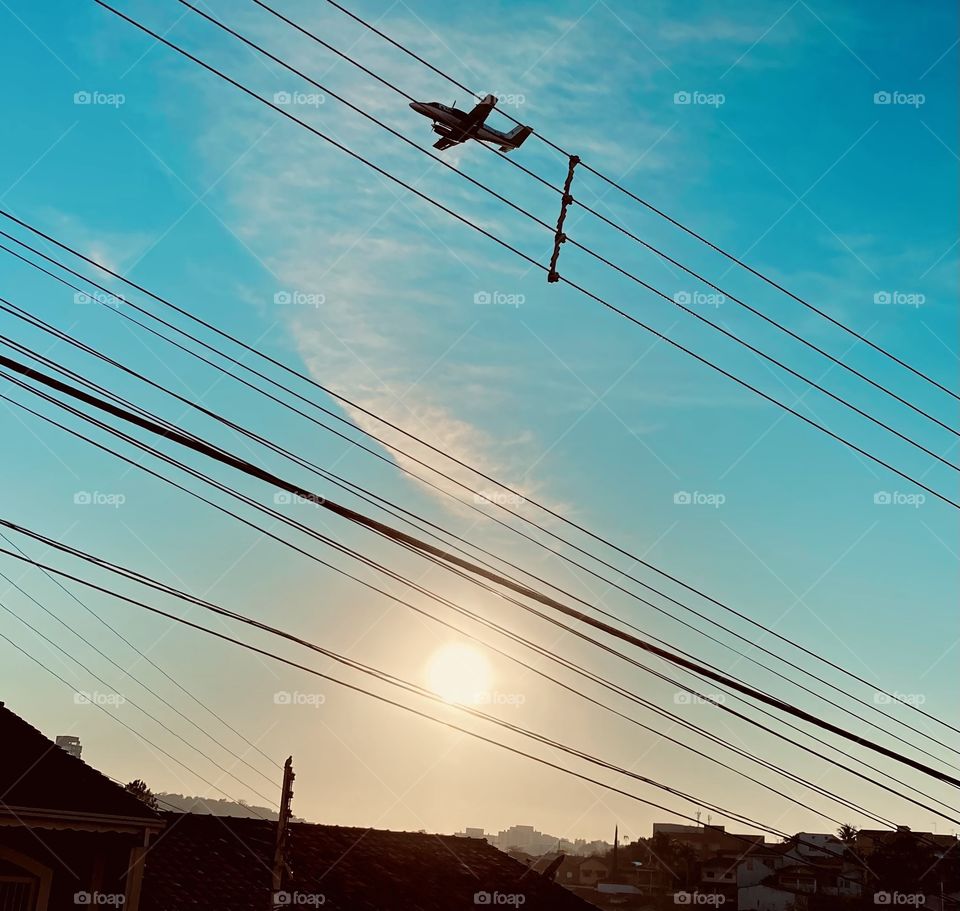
[271,756,295,910]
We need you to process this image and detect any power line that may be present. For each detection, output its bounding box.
[28,0,960,763]
[576,174,960,402]
[2,291,956,766]
[0,395,879,827]
[0,594,278,805]
[304,0,959,402]
[6,241,959,777]
[170,0,958,474]
[1,574,795,836]
[3,215,957,747]
[3,231,923,740]
[2,348,958,791]
[0,560,280,788]
[3,330,955,821]
[5,234,960,778]
[3,187,956,768]
[3,0,952,844]
[0,624,276,818]
[3,517,957,863]
[3,382,955,823]
[1,522,950,843]
[103,775,265,818]
[7,239,960,824]
[88,0,958,509]
[248,0,958,440]
[0,564,800,844]
[0,528,281,773]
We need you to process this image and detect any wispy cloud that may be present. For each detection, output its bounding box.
[178,0,871,512]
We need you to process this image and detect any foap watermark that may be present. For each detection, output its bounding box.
[74,90,125,108]
[675,290,724,309]
[674,891,726,905]
[873,91,925,108]
[74,491,126,508]
[273,891,326,906]
[474,290,524,308]
[485,91,527,109]
[674,490,726,509]
[474,490,526,507]
[874,291,925,308]
[74,290,125,309]
[474,892,526,906]
[274,691,325,708]
[74,691,125,707]
[74,892,125,906]
[273,90,325,107]
[875,691,927,708]
[673,90,725,108]
[873,491,925,508]
[274,290,325,308]
[274,491,325,507]
[473,691,526,708]
[874,892,925,906]
[674,691,726,706]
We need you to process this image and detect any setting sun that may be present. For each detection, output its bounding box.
[425,643,492,705]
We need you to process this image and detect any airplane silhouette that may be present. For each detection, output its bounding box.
[409,94,533,152]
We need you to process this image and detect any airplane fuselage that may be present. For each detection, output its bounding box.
[409,99,531,151]
[409,101,515,145]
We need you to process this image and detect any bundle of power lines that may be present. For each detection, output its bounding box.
[0,0,956,851]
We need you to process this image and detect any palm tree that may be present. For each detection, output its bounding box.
[837,824,858,844]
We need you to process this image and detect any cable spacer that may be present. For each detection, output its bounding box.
[546,155,580,284]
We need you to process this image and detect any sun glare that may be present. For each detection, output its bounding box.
[426,643,492,705]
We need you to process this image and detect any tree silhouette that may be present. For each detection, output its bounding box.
[861,832,960,901]
[837,824,859,844]
[125,778,159,810]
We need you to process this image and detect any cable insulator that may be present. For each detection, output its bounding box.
[547,155,580,283]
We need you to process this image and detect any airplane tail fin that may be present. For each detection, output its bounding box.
[499,124,533,152]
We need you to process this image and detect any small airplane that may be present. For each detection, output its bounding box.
[409,94,533,152]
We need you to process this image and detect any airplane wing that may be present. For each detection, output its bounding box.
[426,95,497,151]
[458,94,496,137]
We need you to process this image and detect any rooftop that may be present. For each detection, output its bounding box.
[141,813,597,910]
[0,700,160,823]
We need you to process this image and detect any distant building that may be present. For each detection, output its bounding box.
[576,838,614,857]
[523,852,617,889]
[736,838,864,910]
[783,831,845,859]
[54,734,81,759]
[493,824,562,855]
[857,825,956,857]
[651,822,765,860]
[577,856,609,887]
[457,825,610,857]
[553,855,590,885]
[700,854,738,900]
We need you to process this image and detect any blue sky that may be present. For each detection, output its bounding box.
[0,0,956,842]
